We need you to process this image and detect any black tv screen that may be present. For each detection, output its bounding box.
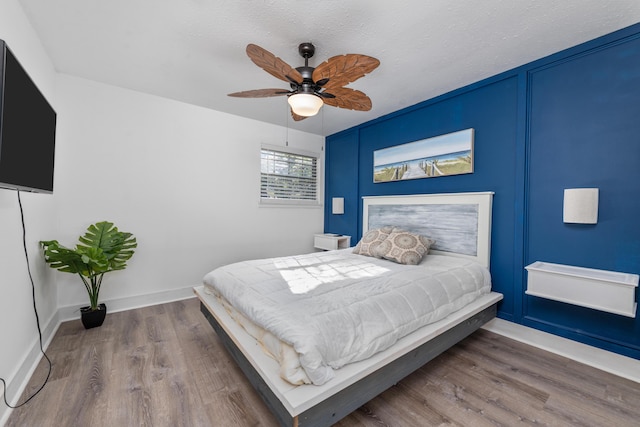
[0,40,56,193]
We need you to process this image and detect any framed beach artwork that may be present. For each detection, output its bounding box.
[373,128,474,183]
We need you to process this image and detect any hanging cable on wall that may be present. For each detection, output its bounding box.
[0,191,52,408]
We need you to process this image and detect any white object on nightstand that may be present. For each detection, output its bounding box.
[314,234,351,251]
[525,261,638,318]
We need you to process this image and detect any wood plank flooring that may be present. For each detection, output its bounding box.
[6,298,640,426]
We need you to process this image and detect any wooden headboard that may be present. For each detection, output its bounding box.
[362,192,494,268]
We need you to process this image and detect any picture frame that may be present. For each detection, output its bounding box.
[373,128,474,183]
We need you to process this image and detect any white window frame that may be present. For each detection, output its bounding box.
[259,144,322,207]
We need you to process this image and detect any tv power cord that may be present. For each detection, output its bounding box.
[0,191,52,408]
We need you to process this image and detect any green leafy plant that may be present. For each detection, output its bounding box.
[40,221,137,311]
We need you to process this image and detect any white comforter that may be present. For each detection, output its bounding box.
[202,249,491,385]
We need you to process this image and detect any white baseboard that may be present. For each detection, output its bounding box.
[483,318,640,383]
[57,286,196,322]
[0,286,196,427]
[0,309,60,427]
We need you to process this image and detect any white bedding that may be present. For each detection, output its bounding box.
[202,249,491,386]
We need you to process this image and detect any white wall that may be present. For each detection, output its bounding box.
[0,0,59,417]
[1,2,324,421]
[53,74,325,309]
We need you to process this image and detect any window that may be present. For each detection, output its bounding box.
[260,146,320,205]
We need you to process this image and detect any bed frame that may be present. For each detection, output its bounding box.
[195,191,502,426]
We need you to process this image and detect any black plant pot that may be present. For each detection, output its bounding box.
[80,303,107,329]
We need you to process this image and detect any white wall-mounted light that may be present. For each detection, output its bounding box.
[288,93,323,117]
[332,197,344,215]
[563,188,599,224]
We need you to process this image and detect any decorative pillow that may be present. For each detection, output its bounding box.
[352,226,396,258]
[374,231,434,265]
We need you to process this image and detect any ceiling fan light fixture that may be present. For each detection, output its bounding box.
[287,93,323,117]
[230,43,379,121]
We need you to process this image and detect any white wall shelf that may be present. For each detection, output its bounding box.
[314,234,351,251]
[525,261,638,318]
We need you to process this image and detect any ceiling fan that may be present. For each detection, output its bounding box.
[228,43,380,121]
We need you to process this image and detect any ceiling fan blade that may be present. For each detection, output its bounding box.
[246,44,303,84]
[291,109,307,121]
[322,87,373,111]
[228,88,290,98]
[312,54,380,89]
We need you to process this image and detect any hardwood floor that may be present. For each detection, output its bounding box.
[6,298,640,426]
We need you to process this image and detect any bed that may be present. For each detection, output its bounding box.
[194,191,502,426]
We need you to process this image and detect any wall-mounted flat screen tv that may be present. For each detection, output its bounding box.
[0,39,57,193]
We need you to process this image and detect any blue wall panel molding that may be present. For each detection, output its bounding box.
[328,75,521,320]
[326,22,640,359]
[523,313,640,356]
[512,71,529,322]
[324,129,360,237]
[524,30,640,358]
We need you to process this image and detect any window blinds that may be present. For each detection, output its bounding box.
[260,148,318,202]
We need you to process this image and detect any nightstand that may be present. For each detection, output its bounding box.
[314,234,351,251]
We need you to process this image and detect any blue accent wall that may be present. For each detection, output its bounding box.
[325,23,640,359]
[324,129,360,237]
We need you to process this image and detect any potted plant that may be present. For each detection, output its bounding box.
[40,221,137,329]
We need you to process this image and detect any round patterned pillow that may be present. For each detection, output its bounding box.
[375,231,434,265]
[352,226,396,257]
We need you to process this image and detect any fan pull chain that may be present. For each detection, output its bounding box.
[285,102,290,147]
[322,108,325,151]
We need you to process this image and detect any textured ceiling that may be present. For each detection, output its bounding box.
[17,0,640,136]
